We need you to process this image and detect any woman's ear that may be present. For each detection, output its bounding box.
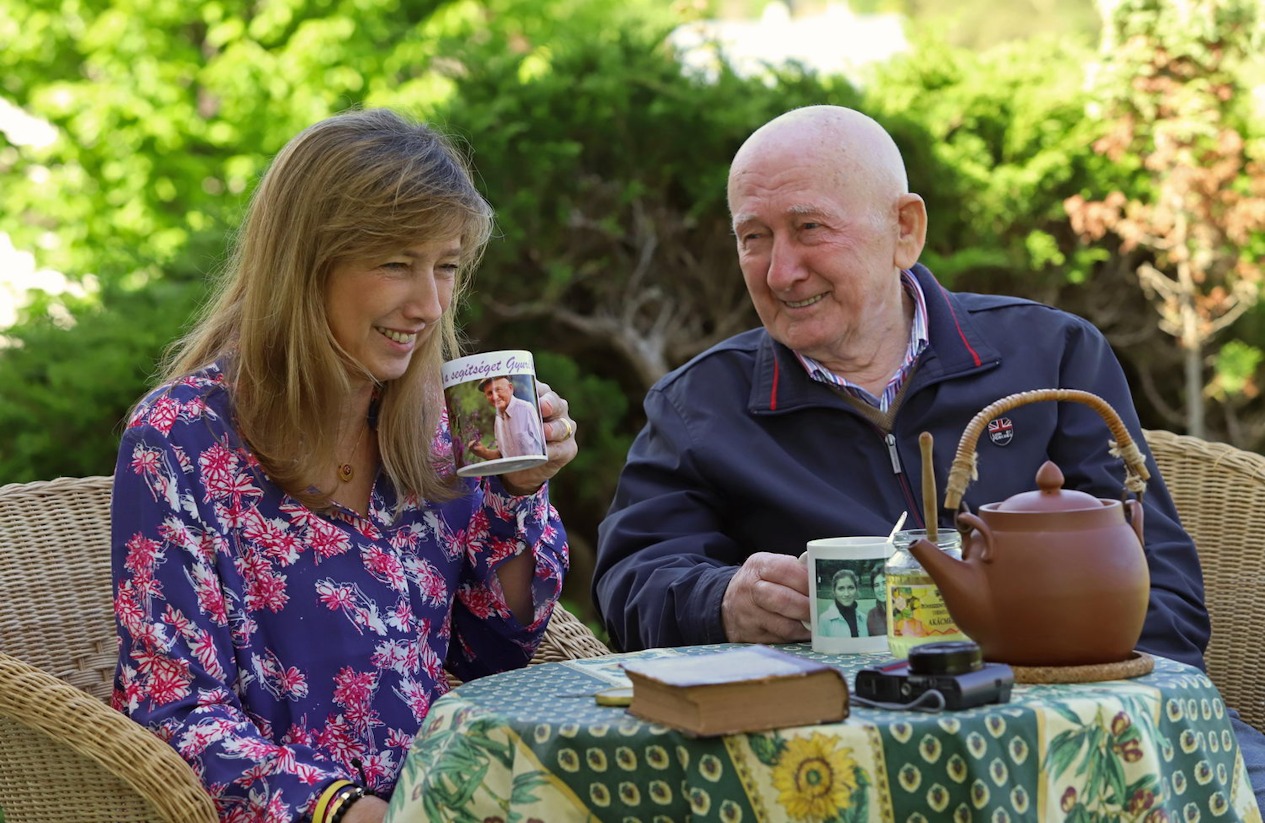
[893,193,928,270]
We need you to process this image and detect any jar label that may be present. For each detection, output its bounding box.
[887,573,965,644]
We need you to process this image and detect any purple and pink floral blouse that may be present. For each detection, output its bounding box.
[110,362,568,822]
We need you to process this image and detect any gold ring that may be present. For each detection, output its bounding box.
[561,418,574,440]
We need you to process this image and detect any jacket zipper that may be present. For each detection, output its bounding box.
[884,432,924,528]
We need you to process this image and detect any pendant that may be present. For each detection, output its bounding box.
[337,462,354,482]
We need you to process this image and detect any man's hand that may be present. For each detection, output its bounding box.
[721,552,812,643]
[468,439,499,460]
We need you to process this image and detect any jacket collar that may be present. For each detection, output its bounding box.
[748,263,1000,413]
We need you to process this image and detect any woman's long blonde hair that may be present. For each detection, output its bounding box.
[161,108,492,508]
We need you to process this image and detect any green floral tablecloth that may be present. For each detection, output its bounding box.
[386,644,1261,823]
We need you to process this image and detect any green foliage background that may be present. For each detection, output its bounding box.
[3,0,1264,615]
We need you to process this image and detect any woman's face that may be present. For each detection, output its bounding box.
[833,574,858,609]
[325,236,461,387]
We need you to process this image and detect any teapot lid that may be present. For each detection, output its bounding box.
[994,461,1103,512]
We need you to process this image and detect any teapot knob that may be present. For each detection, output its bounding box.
[1035,461,1065,493]
[996,460,1103,512]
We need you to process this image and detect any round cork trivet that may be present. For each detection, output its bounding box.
[1010,651,1154,684]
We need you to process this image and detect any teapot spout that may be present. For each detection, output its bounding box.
[907,534,992,645]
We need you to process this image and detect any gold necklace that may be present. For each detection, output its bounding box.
[337,423,368,483]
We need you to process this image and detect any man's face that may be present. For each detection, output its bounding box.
[728,140,911,370]
[482,377,514,413]
[833,574,858,610]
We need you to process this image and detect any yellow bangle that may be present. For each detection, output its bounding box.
[325,788,352,823]
[313,780,354,823]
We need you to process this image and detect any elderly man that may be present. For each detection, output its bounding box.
[592,105,1263,804]
[469,375,544,460]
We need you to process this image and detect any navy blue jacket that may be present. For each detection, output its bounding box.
[593,264,1210,670]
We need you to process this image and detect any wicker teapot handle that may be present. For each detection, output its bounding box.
[942,389,1151,510]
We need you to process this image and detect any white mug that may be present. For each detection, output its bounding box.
[801,537,894,654]
[442,350,548,477]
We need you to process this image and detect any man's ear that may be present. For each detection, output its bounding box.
[893,193,927,270]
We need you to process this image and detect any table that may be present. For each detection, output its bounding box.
[385,644,1261,822]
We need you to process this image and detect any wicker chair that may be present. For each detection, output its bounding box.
[0,475,215,823]
[1144,429,1265,731]
[0,475,610,822]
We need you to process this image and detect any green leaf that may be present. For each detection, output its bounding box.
[508,771,553,814]
[1103,746,1128,806]
[747,733,785,767]
[1212,341,1264,398]
[1047,728,1090,781]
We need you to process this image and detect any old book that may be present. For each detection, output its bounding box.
[621,645,849,736]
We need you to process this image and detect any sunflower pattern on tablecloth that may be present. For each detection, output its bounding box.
[724,724,892,822]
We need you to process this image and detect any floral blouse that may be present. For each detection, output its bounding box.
[110,362,569,822]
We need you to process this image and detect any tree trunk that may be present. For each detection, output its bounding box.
[1182,298,1205,438]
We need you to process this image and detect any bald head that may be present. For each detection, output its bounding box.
[728,106,908,216]
[724,104,927,374]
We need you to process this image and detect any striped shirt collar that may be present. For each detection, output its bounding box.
[793,269,930,412]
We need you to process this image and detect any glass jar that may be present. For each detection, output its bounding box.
[885,529,970,657]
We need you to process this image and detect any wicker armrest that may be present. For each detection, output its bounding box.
[447,603,612,690]
[530,602,613,665]
[0,652,217,823]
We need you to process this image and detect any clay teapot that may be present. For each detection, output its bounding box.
[907,389,1152,667]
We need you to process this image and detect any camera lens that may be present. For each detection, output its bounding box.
[907,640,983,676]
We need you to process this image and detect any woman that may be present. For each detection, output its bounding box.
[818,567,864,638]
[110,109,577,823]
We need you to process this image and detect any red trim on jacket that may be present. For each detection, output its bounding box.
[939,283,982,367]
[770,357,780,410]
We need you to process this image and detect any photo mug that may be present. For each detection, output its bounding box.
[442,350,548,477]
[802,536,895,654]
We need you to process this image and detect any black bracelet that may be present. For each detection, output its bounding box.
[327,785,366,823]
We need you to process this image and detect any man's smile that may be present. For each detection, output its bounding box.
[783,293,826,309]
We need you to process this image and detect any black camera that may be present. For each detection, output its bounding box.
[854,641,1014,711]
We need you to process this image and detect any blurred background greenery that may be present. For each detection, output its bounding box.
[3,0,1264,623]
